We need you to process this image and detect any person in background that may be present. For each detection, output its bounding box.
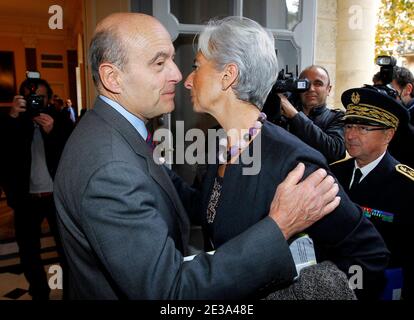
[276,65,346,163]
[392,66,414,121]
[387,66,414,168]
[1,78,71,300]
[65,99,76,124]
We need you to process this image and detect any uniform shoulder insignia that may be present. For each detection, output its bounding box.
[396,164,414,181]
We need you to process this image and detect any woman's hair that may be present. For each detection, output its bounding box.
[197,16,278,109]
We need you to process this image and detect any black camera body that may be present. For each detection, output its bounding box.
[262,68,310,126]
[376,56,396,85]
[25,71,46,117]
[372,56,398,99]
[273,69,310,94]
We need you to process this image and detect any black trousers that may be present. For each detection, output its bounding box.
[13,194,65,299]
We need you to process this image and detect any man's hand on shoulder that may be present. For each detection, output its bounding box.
[269,163,340,239]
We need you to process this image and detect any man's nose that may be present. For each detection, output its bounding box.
[170,61,182,83]
[184,72,194,90]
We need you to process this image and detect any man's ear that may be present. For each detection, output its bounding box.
[98,63,122,94]
[405,83,413,97]
[385,128,395,144]
[222,63,238,90]
[327,84,332,95]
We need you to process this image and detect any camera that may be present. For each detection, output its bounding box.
[371,56,398,99]
[273,69,310,94]
[25,71,46,117]
[262,67,310,126]
[376,55,396,85]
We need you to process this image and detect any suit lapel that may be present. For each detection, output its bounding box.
[359,152,397,187]
[92,99,190,252]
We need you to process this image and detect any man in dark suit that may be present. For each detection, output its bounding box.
[1,77,71,300]
[331,87,414,300]
[53,13,341,299]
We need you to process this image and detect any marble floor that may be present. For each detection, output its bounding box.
[0,193,62,300]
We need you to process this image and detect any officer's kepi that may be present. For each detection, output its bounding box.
[341,87,409,129]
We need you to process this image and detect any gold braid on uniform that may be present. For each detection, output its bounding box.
[396,164,414,181]
[346,104,399,129]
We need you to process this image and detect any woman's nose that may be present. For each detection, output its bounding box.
[184,72,194,89]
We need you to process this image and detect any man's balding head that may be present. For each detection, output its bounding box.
[89,13,169,88]
[88,12,181,120]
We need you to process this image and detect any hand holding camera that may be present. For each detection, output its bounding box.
[10,95,27,118]
[262,67,310,125]
[277,93,299,119]
[33,113,54,134]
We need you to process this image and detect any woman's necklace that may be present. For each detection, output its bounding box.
[218,112,267,164]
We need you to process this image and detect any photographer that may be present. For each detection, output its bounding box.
[386,66,414,168]
[392,66,414,122]
[277,65,346,163]
[1,77,71,300]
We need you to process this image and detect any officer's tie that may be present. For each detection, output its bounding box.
[350,168,362,191]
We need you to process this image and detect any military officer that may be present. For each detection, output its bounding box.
[331,87,414,300]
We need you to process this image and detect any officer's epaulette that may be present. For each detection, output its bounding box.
[396,164,414,182]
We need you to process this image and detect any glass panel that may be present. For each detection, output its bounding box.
[171,0,235,25]
[275,38,301,75]
[244,0,302,30]
[286,0,302,30]
[130,0,153,15]
[243,0,267,26]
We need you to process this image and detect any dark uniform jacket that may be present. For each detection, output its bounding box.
[174,121,390,299]
[0,106,72,208]
[286,104,346,163]
[331,152,414,299]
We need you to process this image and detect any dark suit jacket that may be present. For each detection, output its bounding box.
[1,106,71,208]
[185,122,389,299]
[331,152,414,299]
[53,98,296,299]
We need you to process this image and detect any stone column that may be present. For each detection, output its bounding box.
[335,0,380,109]
[315,0,338,108]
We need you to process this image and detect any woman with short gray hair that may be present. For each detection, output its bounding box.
[197,16,278,109]
[184,16,388,300]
